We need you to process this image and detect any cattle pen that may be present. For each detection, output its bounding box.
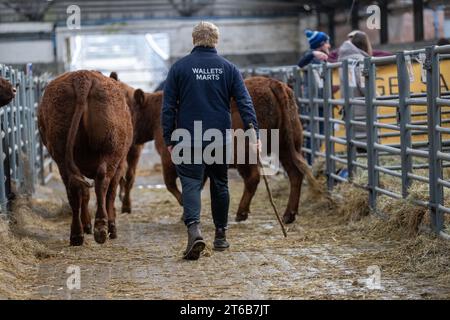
[2,0,450,301]
[0,43,449,300]
[244,44,450,239]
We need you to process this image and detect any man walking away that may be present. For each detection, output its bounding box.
[162,21,259,260]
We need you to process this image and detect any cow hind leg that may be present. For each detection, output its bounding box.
[67,175,84,246]
[81,186,92,234]
[107,162,125,239]
[119,177,125,202]
[162,153,182,205]
[280,158,304,224]
[59,167,84,246]
[236,164,260,222]
[93,162,112,244]
[121,145,142,214]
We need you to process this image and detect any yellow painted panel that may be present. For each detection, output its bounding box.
[325,60,450,152]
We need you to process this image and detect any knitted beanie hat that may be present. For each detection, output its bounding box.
[305,29,330,49]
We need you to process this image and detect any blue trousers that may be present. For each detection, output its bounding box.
[176,161,229,229]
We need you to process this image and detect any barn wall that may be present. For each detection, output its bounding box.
[55,16,304,69]
[0,17,306,70]
[0,41,54,64]
[0,22,55,65]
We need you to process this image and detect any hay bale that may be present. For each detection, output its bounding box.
[373,182,428,238]
[333,174,370,221]
[7,196,59,248]
[0,194,60,298]
[0,214,53,299]
[311,158,326,179]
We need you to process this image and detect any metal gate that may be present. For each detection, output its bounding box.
[0,64,52,212]
[243,44,450,238]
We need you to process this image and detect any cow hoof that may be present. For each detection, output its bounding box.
[94,227,108,244]
[108,223,117,239]
[235,212,249,222]
[282,212,296,224]
[83,224,92,234]
[70,234,84,246]
[121,206,131,214]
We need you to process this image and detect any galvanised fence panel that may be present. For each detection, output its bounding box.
[243,44,450,238]
[0,64,52,213]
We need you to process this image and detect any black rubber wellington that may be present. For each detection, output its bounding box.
[183,223,206,260]
[213,228,230,251]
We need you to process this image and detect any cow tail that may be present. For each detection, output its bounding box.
[66,72,92,188]
[269,80,325,197]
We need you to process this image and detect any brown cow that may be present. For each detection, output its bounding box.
[230,77,321,223]
[109,72,181,213]
[37,70,133,246]
[0,77,16,107]
[113,74,319,224]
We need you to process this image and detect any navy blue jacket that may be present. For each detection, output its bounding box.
[297,50,323,68]
[162,46,259,146]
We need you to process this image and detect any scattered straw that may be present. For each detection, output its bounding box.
[371,183,429,238]
[333,174,370,222]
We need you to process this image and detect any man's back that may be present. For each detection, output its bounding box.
[162,45,257,147]
[167,46,235,137]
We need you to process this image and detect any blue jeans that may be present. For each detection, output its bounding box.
[176,159,229,229]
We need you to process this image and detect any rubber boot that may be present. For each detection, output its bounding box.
[213,227,230,251]
[183,222,206,260]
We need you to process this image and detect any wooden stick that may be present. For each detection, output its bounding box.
[249,123,287,238]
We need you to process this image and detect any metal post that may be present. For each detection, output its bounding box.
[323,64,334,190]
[292,67,301,106]
[8,71,17,183]
[413,0,424,42]
[0,110,7,212]
[342,60,355,179]
[397,52,413,198]
[327,8,335,47]
[1,99,12,202]
[307,65,317,164]
[35,80,45,185]
[426,46,444,233]
[364,57,379,211]
[16,72,25,189]
[351,1,359,30]
[379,0,388,44]
[30,75,37,189]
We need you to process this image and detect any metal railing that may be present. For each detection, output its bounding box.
[243,44,450,237]
[0,64,52,212]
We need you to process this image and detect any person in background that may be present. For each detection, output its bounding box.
[298,29,331,68]
[337,30,373,155]
[297,29,331,164]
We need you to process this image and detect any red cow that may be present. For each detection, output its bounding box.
[38,70,133,245]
